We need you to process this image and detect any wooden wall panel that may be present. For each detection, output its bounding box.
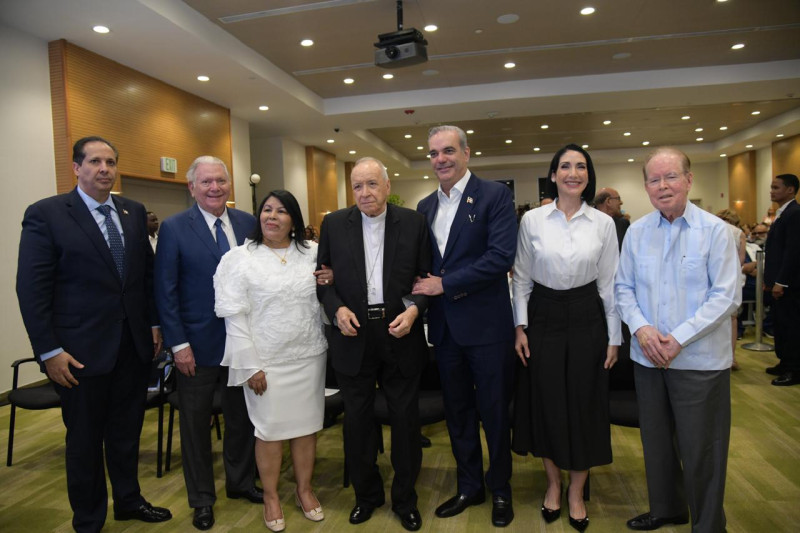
[344,161,354,207]
[305,147,339,229]
[773,133,800,187]
[48,40,232,197]
[727,151,757,225]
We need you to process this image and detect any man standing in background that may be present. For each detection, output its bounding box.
[147,211,159,251]
[594,187,629,250]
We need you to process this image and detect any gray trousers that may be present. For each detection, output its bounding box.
[177,366,256,508]
[634,363,730,533]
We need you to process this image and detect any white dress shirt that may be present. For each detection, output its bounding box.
[362,209,386,305]
[512,200,622,345]
[432,171,472,257]
[197,206,236,249]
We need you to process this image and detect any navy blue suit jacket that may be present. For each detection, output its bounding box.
[154,204,256,367]
[16,187,156,376]
[417,174,517,347]
[765,199,800,288]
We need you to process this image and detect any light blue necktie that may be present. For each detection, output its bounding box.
[215,218,230,255]
[97,204,124,279]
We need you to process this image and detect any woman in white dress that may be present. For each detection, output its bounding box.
[214,190,330,532]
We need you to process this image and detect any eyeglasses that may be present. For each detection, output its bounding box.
[608,196,621,201]
[645,173,685,189]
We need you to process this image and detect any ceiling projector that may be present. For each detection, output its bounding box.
[374,28,428,68]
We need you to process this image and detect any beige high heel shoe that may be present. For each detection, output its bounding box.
[263,504,285,532]
[295,490,324,522]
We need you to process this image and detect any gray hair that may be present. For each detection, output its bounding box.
[186,156,230,184]
[642,147,691,181]
[353,156,389,181]
[428,125,468,150]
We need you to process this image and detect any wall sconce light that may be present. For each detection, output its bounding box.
[249,173,261,215]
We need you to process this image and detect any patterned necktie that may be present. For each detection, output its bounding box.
[215,218,230,255]
[97,204,125,279]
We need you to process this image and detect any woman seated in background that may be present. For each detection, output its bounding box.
[511,144,621,532]
[214,190,330,532]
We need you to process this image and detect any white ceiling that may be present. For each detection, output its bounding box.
[2,0,799,179]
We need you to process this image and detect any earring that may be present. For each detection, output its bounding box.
[551,177,556,182]
[291,230,295,238]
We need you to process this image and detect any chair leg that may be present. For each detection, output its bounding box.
[583,471,590,501]
[6,405,16,467]
[156,403,164,478]
[213,414,221,440]
[376,423,384,454]
[166,405,175,472]
[342,424,349,488]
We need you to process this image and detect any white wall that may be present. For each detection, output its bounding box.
[282,139,310,223]
[230,115,253,214]
[755,146,774,220]
[1,24,59,389]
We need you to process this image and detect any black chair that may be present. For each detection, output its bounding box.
[144,353,174,477]
[608,325,639,428]
[164,385,222,472]
[6,357,61,466]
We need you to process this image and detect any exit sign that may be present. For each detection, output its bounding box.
[160,157,177,173]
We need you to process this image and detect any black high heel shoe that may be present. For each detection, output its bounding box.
[540,487,561,523]
[566,485,589,532]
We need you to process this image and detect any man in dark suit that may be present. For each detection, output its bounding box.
[317,157,431,532]
[413,125,518,527]
[16,136,172,532]
[154,156,260,530]
[593,187,630,250]
[763,173,800,386]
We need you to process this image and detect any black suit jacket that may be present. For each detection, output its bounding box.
[16,187,156,376]
[317,204,431,377]
[764,199,800,288]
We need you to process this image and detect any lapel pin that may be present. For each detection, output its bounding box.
[122,209,129,215]
[466,196,474,204]
[468,214,476,223]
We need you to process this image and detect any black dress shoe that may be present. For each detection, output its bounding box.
[349,504,377,524]
[192,506,214,530]
[395,508,422,531]
[766,363,784,375]
[435,492,486,518]
[492,496,514,527]
[114,501,172,523]
[420,434,432,448]
[626,512,689,530]
[569,514,589,532]
[541,502,561,523]
[226,486,264,503]
[772,371,800,386]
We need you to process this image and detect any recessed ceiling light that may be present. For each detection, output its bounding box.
[424,24,438,32]
[504,62,516,69]
[541,124,549,129]
[623,132,631,136]
[612,52,632,60]
[343,78,354,84]
[423,175,430,179]
[394,173,400,177]
[93,25,110,34]
[731,43,745,50]
[751,110,760,115]
[466,129,474,134]
[197,75,210,82]
[717,0,729,3]
[603,120,611,125]
[720,126,728,131]
[505,139,513,144]
[300,39,314,47]
[417,146,424,150]
[533,147,541,152]
[383,73,394,79]
[776,133,784,137]
[720,154,727,157]
[474,151,482,156]
[745,144,753,148]
[580,7,596,15]
[696,137,704,141]
[582,144,589,149]
[327,139,335,143]
[681,115,691,120]
[642,141,650,146]
[349,150,356,154]
[695,127,703,132]
[627,158,635,162]
[497,14,520,24]
[258,105,269,111]
[404,134,412,138]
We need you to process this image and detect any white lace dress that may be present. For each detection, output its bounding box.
[214,239,327,441]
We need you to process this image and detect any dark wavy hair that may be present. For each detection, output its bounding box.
[544,143,597,203]
[248,189,309,251]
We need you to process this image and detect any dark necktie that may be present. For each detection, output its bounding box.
[97,204,125,279]
[215,218,230,255]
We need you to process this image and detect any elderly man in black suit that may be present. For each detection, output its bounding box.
[16,136,171,532]
[764,173,800,386]
[317,157,431,531]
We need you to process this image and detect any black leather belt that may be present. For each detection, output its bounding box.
[366,305,386,320]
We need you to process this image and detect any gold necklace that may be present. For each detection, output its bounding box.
[267,245,289,265]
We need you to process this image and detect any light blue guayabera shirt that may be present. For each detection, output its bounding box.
[615,201,741,371]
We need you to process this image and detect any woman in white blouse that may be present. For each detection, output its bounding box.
[214,190,330,532]
[511,144,621,532]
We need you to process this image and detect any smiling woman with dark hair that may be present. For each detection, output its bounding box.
[511,144,621,532]
[213,189,332,531]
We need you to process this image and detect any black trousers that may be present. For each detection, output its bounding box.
[335,318,422,512]
[55,324,148,533]
[773,287,800,371]
[176,366,256,508]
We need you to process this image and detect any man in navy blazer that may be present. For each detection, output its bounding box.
[764,173,800,386]
[154,156,260,530]
[414,125,518,527]
[16,137,172,532]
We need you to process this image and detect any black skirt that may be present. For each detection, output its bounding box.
[511,281,612,471]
